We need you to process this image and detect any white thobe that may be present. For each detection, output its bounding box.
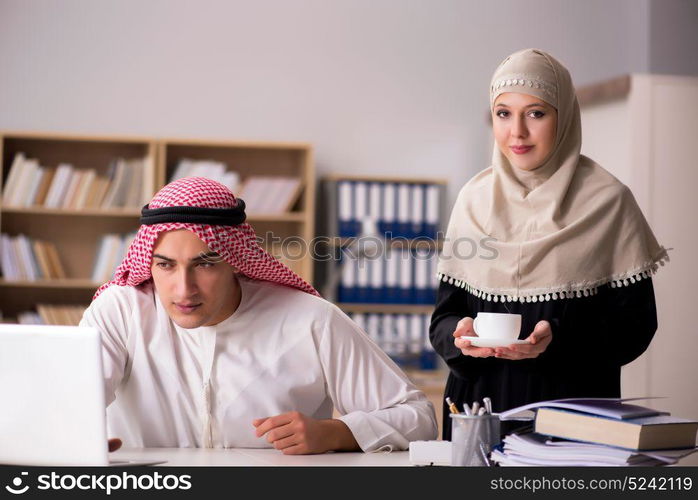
[79,277,437,451]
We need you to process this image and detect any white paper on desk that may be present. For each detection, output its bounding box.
[496,433,672,467]
[409,440,451,466]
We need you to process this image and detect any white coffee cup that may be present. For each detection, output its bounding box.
[473,312,522,340]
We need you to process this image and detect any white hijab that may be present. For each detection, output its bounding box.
[437,49,668,302]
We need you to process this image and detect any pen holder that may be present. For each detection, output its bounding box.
[450,413,500,467]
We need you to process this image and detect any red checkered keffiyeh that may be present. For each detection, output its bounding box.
[93,176,319,299]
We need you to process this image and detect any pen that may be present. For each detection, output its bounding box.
[445,397,460,415]
[483,397,492,415]
[471,401,480,415]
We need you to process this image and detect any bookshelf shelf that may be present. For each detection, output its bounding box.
[1,132,316,323]
[337,303,435,315]
[0,279,100,289]
[1,206,142,218]
[247,213,307,223]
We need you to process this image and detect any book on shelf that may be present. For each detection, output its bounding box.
[2,151,179,211]
[101,158,130,208]
[1,152,27,206]
[498,397,698,451]
[33,167,56,206]
[91,233,136,283]
[169,158,240,195]
[84,176,111,208]
[43,241,67,280]
[61,169,84,209]
[43,163,74,208]
[237,176,302,215]
[67,169,96,210]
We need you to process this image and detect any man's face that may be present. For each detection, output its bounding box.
[150,229,241,329]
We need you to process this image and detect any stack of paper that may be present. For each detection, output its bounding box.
[491,432,696,467]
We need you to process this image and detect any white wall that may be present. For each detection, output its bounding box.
[0,0,654,207]
[581,75,698,423]
[649,0,698,76]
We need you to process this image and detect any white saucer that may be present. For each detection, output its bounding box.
[459,336,529,348]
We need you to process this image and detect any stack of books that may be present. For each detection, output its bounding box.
[1,152,154,210]
[492,398,698,467]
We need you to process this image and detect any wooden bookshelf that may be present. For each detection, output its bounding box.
[0,132,155,321]
[0,132,316,323]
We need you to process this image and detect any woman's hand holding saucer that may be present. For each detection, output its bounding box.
[453,317,496,358]
[493,320,552,360]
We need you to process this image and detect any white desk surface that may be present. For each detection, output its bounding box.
[112,447,411,467]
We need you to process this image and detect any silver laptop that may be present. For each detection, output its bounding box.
[0,323,162,466]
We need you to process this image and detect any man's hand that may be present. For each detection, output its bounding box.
[493,320,553,360]
[108,438,122,452]
[453,317,496,358]
[252,411,359,455]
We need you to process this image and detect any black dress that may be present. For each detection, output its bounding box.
[429,278,658,440]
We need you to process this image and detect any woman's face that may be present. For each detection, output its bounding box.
[492,92,558,171]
